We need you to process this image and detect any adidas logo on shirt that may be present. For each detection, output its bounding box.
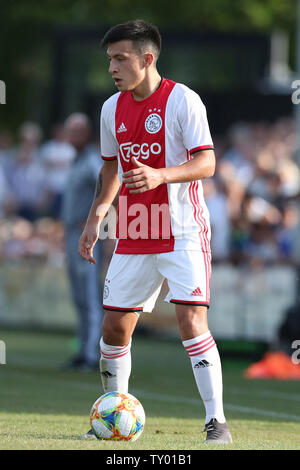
[117,122,127,133]
[194,359,212,368]
[191,287,202,296]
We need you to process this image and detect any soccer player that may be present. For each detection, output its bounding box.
[78,19,232,444]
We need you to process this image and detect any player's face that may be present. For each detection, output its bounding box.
[107,40,146,92]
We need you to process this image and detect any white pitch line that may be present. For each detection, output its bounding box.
[224,404,300,422]
[227,386,300,403]
[4,370,300,422]
[132,389,300,422]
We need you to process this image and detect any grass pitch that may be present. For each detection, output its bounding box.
[0,329,300,451]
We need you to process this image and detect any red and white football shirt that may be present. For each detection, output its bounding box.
[100,78,214,254]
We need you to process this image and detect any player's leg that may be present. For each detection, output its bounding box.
[102,309,139,345]
[176,303,231,444]
[158,250,231,444]
[100,309,139,393]
[80,308,138,439]
[175,304,226,422]
[80,251,164,440]
[99,252,164,394]
[175,303,209,340]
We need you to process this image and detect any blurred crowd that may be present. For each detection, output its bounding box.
[0,116,299,266]
[204,116,300,265]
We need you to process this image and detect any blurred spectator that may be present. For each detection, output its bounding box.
[40,124,75,219]
[217,158,246,221]
[221,122,258,188]
[6,122,48,222]
[246,222,280,264]
[0,164,14,218]
[61,112,103,371]
[0,130,14,171]
[276,203,299,258]
[0,216,65,263]
[216,116,300,265]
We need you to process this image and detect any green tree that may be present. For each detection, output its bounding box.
[0,0,297,130]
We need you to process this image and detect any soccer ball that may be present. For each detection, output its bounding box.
[90,391,145,441]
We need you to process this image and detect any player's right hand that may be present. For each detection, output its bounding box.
[78,224,100,264]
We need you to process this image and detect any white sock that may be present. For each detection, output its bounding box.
[99,337,131,393]
[183,331,226,424]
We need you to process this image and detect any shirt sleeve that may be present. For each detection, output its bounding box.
[100,101,118,161]
[178,89,214,155]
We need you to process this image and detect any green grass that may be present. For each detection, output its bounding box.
[0,329,300,450]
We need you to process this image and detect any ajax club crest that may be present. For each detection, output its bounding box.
[145,109,162,134]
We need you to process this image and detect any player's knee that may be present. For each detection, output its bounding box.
[102,317,129,345]
[176,307,208,338]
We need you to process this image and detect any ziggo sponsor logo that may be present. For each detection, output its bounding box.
[119,141,161,162]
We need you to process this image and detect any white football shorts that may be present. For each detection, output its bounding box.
[103,250,211,313]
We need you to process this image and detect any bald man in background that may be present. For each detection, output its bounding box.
[61,113,103,370]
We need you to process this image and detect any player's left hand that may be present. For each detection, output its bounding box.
[122,157,165,194]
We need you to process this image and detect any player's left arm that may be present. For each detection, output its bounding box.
[123,150,215,194]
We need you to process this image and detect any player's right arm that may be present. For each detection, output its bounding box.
[78,159,120,264]
[79,95,120,263]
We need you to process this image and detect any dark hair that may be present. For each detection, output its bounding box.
[101,19,161,59]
